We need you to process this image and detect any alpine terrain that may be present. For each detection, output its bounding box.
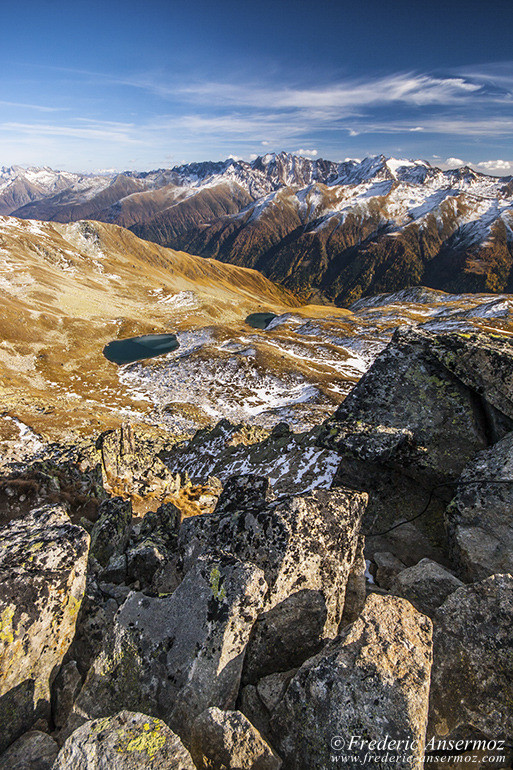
[4,152,513,303]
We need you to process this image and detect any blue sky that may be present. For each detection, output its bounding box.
[1,0,513,174]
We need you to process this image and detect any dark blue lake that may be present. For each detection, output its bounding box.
[103,333,180,365]
[245,312,277,330]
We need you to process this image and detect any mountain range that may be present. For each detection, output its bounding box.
[2,152,513,304]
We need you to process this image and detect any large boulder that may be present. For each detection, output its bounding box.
[71,552,267,743]
[388,558,463,617]
[53,711,195,769]
[319,328,513,481]
[179,485,367,637]
[428,573,513,742]
[445,431,513,581]
[0,730,59,770]
[189,707,281,770]
[271,594,433,770]
[0,505,89,751]
[318,328,513,563]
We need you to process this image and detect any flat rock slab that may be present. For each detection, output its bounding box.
[72,552,267,743]
[0,504,89,751]
[53,711,195,769]
[271,594,433,770]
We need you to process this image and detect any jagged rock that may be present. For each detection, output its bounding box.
[179,486,367,637]
[101,553,127,584]
[271,594,433,770]
[51,660,83,731]
[340,534,366,625]
[71,553,267,743]
[389,558,463,617]
[126,542,167,586]
[242,589,327,685]
[213,474,275,514]
[0,504,89,751]
[97,423,180,501]
[428,574,513,741]
[89,497,132,569]
[238,686,270,740]
[0,730,59,770]
[190,707,282,770]
[53,711,195,769]
[445,431,513,581]
[373,551,408,589]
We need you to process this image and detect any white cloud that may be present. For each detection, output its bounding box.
[445,157,465,167]
[227,154,242,160]
[409,126,424,132]
[294,148,318,157]
[476,159,513,173]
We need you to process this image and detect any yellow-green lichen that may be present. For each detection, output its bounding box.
[210,566,226,601]
[0,606,15,644]
[122,724,166,758]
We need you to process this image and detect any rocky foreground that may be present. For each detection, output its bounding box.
[1,329,513,769]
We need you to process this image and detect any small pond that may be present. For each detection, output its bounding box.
[245,312,277,330]
[103,333,180,365]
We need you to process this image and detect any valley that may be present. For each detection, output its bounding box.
[3,152,513,305]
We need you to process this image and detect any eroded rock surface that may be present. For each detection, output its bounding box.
[0,504,89,751]
[388,558,463,617]
[0,730,59,770]
[271,594,433,770]
[179,484,367,637]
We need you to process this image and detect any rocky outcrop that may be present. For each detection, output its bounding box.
[271,594,433,770]
[0,730,59,770]
[179,484,367,637]
[53,711,195,769]
[428,573,513,742]
[445,431,513,581]
[97,423,180,502]
[0,505,89,751]
[71,552,267,743]
[320,329,513,483]
[190,707,282,770]
[388,558,463,617]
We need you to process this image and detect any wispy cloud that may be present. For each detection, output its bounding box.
[0,100,65,112]
[176,73,482,111]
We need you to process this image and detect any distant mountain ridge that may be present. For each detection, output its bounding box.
[3,152,513,304]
